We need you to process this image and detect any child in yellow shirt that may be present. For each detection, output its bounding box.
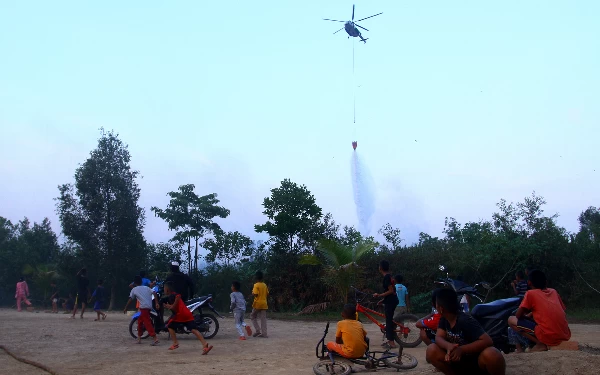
[327,304,368,359]
[251,271,269,338]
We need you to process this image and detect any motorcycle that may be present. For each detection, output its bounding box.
[128,280,224,340]
[435,265,522,353]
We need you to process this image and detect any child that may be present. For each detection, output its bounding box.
[163,281,213,353]
[511,271,528,298]
[15,277,32,312]
[416,289,441,346]
[426,288,506,375]
[373,260,398,348]
[393,274,411,319]
[251,271,269,338]
[72,268,90,319]
[123,275,160,346]
[327,304,368,359]
[508,269,571,352]
[89,279,107,321]
[50,282,59,313]
[231,280,252,340]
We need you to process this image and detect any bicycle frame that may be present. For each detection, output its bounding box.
[315,322,398,368]
[351,287,411,337]
[355,303,411,336]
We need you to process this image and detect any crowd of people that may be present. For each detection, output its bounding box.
[324,262,572,375]
[13,260,572,372]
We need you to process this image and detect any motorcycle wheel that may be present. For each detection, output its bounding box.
[313,360,351,375]
[383,353,418,370]
[129,317,151,340]
[393,314,422,348]
[194,312,219,339]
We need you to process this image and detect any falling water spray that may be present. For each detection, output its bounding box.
[351,151,375,235]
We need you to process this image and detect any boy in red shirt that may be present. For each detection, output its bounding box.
[508,269,571,352]
[163,281,213,354]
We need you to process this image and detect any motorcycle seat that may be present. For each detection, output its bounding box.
[471,297,521,318]
[186,295,211,305]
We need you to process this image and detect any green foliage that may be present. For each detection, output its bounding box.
[204,231,253,266]
[55,129,146,309]
[151,184,230,273]
[255,179,323,254]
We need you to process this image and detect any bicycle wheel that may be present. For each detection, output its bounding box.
[313,360,351,375]
[383,353,418,370]
[394,314,422,348]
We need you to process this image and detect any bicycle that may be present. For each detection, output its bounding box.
[351,286,422,348]
[313,322,418,374]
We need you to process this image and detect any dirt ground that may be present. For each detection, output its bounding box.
[0,309,599,375]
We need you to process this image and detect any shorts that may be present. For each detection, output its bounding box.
[167,320,198,331]
[450,354,486,375]
[425,328,436,343]
[94,301,103,310]
[76,293,87,307]
[516,319,537,336]
[52,298,58,303]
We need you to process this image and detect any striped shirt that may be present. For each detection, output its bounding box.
[515,280,528,297]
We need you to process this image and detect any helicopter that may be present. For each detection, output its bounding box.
[323,4,382,43]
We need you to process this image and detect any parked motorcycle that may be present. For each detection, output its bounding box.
[435,265,522,353]
[128,279,224,340]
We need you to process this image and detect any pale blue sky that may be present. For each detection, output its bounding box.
[1,1,598,246]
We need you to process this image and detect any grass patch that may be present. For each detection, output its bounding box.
[567,308,600,324]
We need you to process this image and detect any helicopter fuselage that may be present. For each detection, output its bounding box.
[344,22,361,38]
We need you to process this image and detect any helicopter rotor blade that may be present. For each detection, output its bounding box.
[323,18,345,22]
[352,4,355,21]
[355,24,369,32]
[333,27,344,34]
[356,12,382,22]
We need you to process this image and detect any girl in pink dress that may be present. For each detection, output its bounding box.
[15,277,32,312]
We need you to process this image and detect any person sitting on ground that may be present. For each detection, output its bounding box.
[416,289,441,346]
[508,269,571,352]
[326,304,368,359]
[426,288,506,375]
[511,271,528,298]
[163,281,213,354]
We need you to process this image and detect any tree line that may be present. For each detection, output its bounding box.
[1,130,598,312]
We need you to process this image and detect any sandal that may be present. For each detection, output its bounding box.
[168,344,179,350]
[202,345,213,355]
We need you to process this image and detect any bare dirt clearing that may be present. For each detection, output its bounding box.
[0,309,599,374]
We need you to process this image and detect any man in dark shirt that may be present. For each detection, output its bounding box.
[72,268,90,319]
[426,288,505,375]
[165,261,194,302]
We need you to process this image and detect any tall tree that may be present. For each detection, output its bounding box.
[55,129,146,309]
[255,179,323,254]
[151,184,229,273]
[204,231,254,266]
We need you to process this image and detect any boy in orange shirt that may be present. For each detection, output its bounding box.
[163,281,213,354]
[327,304,368,359]
[508,269,571,352]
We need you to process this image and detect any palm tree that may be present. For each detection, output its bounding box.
[301,238,376,305]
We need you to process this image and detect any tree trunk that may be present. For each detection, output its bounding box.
[109,279,116,310]
[187,236,192,273]
[194,236,199,273]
